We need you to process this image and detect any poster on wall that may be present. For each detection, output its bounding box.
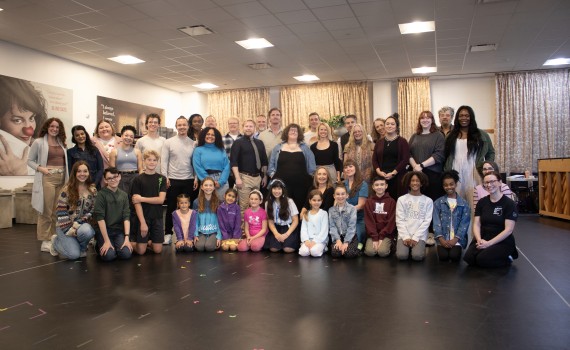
[0,74,73,176]
[97,96,165,137]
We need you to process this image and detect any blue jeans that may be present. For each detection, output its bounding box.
[95,228,132,262]
[53,223,95,259]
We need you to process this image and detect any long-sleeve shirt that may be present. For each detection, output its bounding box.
[93,187,130,231]
[67,145,104,186]
[161,135,195,180]
[217,202,242,240]
[172,209,197,241]
[301,209,329,244]
[364,192,397,241]
[193,199,222,239]
[396,194,433,242]
[408,132,445,173]
[192,143,230,185]
[56,186,97,232]
[328,203,357,243]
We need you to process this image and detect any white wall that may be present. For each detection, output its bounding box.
[0,40,183,190]
[180,92,207,126]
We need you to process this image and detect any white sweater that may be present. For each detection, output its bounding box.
[300,209,329,244]
[396,194,433,242]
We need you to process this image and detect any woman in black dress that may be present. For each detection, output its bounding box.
[267,123,316,211]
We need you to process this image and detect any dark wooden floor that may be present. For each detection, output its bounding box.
[0,216,569,350]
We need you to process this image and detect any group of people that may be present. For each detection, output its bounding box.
[26,105,518,268]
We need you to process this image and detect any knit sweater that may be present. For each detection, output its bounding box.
[56,186,97,232]
[192,143,230,185]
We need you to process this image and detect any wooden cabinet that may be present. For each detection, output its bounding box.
[539,158,570,220]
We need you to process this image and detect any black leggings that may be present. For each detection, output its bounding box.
[463,240,515,268]
[436,245,462,262]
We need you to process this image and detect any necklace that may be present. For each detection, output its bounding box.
[385,135,398,146]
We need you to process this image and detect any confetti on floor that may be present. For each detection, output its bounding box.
[199,274,206,277]
[180,266,186,269]
[186,260,191,263]
[216,310,224,314]
[193,300,200,304]
[229,315,237,318]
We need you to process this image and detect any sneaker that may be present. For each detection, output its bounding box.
[49,235,59,257]
[163,234,172,245]
[426,233,435,246]
[40,240,52,253]
[79,251,87,258]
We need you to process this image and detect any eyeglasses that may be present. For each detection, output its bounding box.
[483,180,498,186]
[105,175,120,181]
[482,167,495,171]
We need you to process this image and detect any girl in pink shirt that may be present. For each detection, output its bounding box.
[238,190,268,252]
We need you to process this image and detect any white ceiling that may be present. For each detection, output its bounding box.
[1,0,569,93]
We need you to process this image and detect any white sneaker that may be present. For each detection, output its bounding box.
[79,251,87,258]
[163,234,172,245]
[49,235,58,257]
[41,240,52,253]
[426,233,435,246]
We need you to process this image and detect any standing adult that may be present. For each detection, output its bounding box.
[67,125,104,189]
[92,120,121,171]
[109,125,142,194]
[258,108,283,158]
[338,114,357,154]
[135,113,166,157]
[231,119,268,215]
[223,117,243,189]
[463,171,518,268]
[28,118,69,253]
[205,115,217,129]
[409,111,446,202]
[254,114,267,138]
[192,127,230,200]
[372,115,410,200]
[303,112,320,145]
[444,105,495,206]
[370,117,385,143]
[438,106,454,137]
[344,123,374,183]
[50,161,96,259]
[161,116,197,245]
[268,123,316,211]
[187,113,203,141]
[310,122,342,182]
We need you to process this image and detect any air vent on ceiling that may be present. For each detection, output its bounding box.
[477,0,514,3]
[178,25,214,37]
[470,44,497,52]
[248,63,272,70]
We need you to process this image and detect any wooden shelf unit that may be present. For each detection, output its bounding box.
[538,158,570,220]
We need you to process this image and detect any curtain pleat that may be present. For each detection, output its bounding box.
[397,77,431,139]
[280,82,371,132]
[495,69,570,172]
[207,88,270,134]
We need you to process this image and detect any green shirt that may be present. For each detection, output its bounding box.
[94,187,130,230]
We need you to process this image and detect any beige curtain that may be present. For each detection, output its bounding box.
[280,81,371,133]
[207,88,270,134]
[397,77,431,139]
[495,70,570,172]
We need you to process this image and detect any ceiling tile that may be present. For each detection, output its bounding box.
[312,5,354,21]
[223,2,270,18]
[275,10,318,24]
[259,0,307,13]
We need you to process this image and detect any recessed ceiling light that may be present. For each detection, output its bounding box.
[412,67,437,74]
[108,55,145,64]
[543,58,570,66]
[178,25,214,37]
[235,38,274,50]
[193,83,219,89]
[398,21,435,34]
[294,75,320,82]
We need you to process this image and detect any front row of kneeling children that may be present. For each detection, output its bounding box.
[95,151,515,268]
[170,170,474,262]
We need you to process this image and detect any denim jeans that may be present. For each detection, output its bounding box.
[53,223,95,259]
[95,228,132,262]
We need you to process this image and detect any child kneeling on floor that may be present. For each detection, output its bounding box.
[299,189,329,257]
[329,183,359,258]
[364,176,396,257]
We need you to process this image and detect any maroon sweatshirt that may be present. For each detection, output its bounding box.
[364,192,397,241]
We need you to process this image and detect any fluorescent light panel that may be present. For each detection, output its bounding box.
[294,75,320,82]
[235,38,274,49]
[193,83,218,89]
[398,21,435,34]
[412,67,437,74]
[108,55,144,64]
[543,58,570,66]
